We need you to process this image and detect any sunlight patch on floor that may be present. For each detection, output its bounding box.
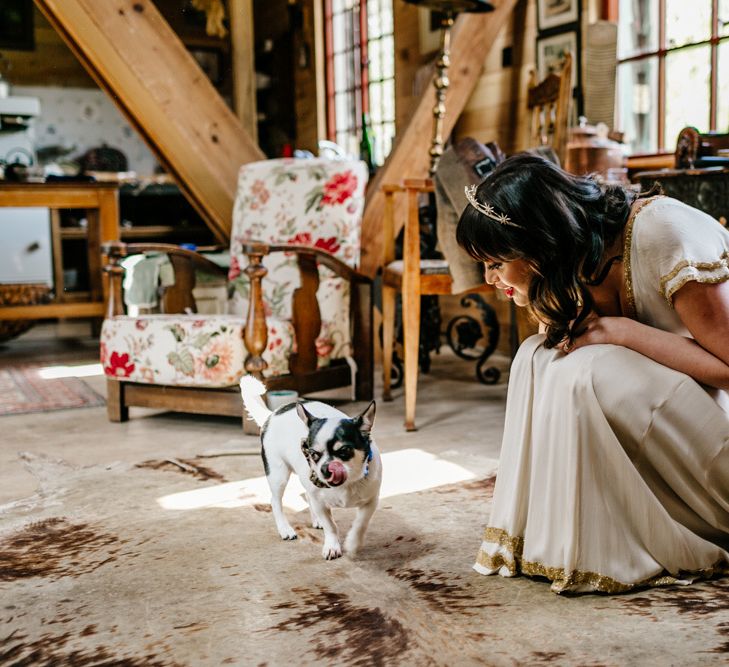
[38,363,104,379]
[157,448,486,512]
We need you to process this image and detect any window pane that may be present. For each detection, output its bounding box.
[370,81,383,124]
[368,0,382,39]
[665,0,711,49]
[380,1,393,34]
[333,12,345,53]
[334,52,348,91]
[718,40,729,132]
[381,34,394,79]
[369,38,382,80]
[617,57,659,153]
[382,76,395,122]
[720,0,729,38]
[618,0,658,58]
[665,45,711,149]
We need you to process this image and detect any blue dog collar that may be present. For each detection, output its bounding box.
[363,450,373,478]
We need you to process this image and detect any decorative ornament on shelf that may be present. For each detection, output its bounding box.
[402,0,495,175]
[190,0,227,38]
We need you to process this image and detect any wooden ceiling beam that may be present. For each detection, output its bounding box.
[359,0,518,278]
[34,0,264,244]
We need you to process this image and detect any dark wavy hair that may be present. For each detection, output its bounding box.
[456,153,640,348]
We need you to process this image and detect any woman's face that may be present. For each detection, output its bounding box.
[483,258,534,307]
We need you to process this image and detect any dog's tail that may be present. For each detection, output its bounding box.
[240,374,272,427]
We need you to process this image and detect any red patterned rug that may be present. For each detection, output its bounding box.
[0,366,105,416]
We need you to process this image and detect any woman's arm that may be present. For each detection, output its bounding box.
[567,281,729,390]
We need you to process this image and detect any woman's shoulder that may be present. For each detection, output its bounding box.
[631,196,729,302]
[633,196,729,252]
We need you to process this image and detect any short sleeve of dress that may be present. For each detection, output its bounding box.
[633,197,729,307]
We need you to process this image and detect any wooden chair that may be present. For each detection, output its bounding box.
[527,52,572,165]
[101,158,373,426]
[381,178,493,431]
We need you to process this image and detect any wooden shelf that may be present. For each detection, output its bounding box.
[121,225,180,239]
[60,226,89,239]
[61,225,186,240]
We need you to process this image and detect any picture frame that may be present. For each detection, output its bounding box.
[537,0,579,32]
[0,0,35,51]
[536,30,578,95]
[188,47,223,86]
[418,8,442,56]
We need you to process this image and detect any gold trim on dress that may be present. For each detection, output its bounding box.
[622,196,663,320]
[476,526,729,594]
[659,252,729,306]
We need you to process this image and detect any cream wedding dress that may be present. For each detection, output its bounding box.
[474,196,729,593]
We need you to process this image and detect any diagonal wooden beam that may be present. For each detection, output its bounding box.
[34,0,264,244]
[360,0,518,278]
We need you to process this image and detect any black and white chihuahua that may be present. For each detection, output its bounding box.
[240,375,382,560]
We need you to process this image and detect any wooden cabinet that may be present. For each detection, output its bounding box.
[0,180,217,323]
[0,182,118,321]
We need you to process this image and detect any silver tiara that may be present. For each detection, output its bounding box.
[464,184,521,228]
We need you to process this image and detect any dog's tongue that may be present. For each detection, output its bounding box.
[327,460,347,485]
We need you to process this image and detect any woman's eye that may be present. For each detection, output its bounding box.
[487,262,502,271]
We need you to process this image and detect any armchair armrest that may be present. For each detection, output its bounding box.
[238,241,372,382]
[102,240,228,317]
[243,242,371,284]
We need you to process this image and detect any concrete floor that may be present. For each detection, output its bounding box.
[1,323,728,666]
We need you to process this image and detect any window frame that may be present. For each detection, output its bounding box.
[322,0,395,165]
[617,0,728,152]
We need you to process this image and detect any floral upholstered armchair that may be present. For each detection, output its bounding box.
[101,158,373,424]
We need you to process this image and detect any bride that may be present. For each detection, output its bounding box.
[456,154,729,594]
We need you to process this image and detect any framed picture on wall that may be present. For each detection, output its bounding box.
[0,0,34,51]
[537,30,578,93]
[418,8,442,56]
[537,0,579,32]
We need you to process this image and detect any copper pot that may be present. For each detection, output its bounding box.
[564,118,624,177]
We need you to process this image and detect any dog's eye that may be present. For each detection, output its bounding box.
[309,449,322,462]
[333,444,354,460]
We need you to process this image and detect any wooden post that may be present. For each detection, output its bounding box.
[352,280,374,401]
[242,246,269,378]
[103,241,126,318]
[289,253,321,376]
[401,181,424,431]
[229,0,258,142]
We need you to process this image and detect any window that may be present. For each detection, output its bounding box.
[323,0,395,166]
[617,0,729,154]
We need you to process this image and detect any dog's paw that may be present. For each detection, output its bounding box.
[322,541,342,560]
[311,518,324,530]
[343,534,360,556]
[279,527,298,540]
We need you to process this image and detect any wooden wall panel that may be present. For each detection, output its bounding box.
[1,7,93,88]
[34,0,263,244]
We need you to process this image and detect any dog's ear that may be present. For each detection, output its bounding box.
[296,402,316,427]
[355,400,376,434]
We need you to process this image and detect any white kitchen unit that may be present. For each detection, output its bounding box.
[0,207,53,286]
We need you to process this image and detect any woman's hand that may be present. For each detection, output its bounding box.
[561,316,635,353]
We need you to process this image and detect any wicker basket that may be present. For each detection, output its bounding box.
[0,283,52,343]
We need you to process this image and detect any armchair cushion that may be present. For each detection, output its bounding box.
[101,314,295,387]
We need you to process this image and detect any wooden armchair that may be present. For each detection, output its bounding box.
[100,158,373,426]
[527,52,572,165]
